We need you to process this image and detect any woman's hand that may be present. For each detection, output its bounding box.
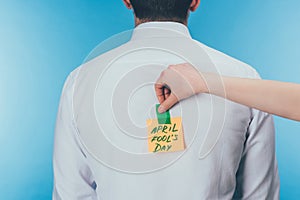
[155,63,208,113]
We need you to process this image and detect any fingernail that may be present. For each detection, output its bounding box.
[158,106,166,113]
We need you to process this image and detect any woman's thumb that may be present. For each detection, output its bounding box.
[158,94,178,113]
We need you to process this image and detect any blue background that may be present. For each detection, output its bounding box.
[0,0,299,199]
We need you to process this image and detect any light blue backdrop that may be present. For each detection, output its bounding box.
[0,0,299,199]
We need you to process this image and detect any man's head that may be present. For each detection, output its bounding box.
[123,0,201,26]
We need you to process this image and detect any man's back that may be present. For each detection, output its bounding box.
[53,22,279,199]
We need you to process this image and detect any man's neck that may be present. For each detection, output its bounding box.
[134,17,188,27]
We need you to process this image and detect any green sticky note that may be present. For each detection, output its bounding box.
[156,104,171,124]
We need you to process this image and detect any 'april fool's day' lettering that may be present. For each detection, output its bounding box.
[147,117,185,153]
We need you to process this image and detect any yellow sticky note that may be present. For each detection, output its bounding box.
[147,117,185,153]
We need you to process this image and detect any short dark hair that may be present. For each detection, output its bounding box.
[130,0,193,23]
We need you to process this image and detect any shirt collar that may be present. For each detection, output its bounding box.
[130,21,192,41]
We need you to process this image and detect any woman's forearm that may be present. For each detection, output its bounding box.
[155,63,300,122]
[206,75,300,121]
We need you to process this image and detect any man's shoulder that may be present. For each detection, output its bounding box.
[72,38,261,80]
[193,40,260,79]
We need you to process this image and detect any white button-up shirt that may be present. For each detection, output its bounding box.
[53,22,279,200]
